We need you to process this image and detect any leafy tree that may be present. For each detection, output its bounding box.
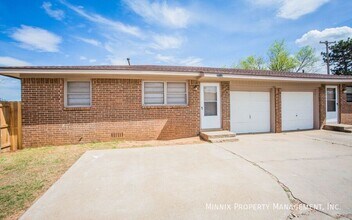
[237,55,266,70]
[234,40,318,73]
[295,46,319,73]
[322,38,352,75]
[267,40,297,71]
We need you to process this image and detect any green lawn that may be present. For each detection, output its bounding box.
[0,137,201,220]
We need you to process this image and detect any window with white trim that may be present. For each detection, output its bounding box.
[346,86,352,103]
[65,81,91,107]
[143,81,187,105]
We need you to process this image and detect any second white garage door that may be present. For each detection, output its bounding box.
[282,92,314,131]
[230,91,271,134]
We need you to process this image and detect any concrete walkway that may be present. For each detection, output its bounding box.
[21,143,290,220]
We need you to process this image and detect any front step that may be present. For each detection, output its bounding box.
[200,130,238,143]
[323,124,352,133]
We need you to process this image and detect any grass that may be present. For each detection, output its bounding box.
[0,137,202,220]
[0,141,123,220]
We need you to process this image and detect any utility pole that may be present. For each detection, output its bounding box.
[319,40,336,75]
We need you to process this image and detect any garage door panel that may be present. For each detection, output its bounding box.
[232,110,250,123]
[284,112,298,121]
[253,122,269,133]
[251,92,270,102]
[282,92,313,131]
[252,101,269,110]
[250,111,269,122]
[233,122,252,134]
[230,91,271,134]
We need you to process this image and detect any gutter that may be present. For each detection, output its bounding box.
[202,73,352,83]
[0,69,352,83]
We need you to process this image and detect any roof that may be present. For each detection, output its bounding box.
[1,65,352,82]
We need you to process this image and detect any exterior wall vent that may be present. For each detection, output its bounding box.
[111,132,124,138]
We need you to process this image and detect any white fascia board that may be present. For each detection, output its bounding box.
[1,69,352,83]
[0,69,201,78]
[203,73,352,83]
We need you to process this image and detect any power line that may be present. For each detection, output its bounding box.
[319,41,336,75]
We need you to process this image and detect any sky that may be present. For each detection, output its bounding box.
[0,0,352,100]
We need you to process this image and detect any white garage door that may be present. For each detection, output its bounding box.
[230,91,271,134]
[282,92,314,131]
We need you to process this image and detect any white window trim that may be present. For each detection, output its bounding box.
[64,79,92,108]
[346,86,352,103]
[142,81,188,106]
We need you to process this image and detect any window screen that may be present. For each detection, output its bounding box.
[143,82,187,105]
[167,82,187,104]
[144,82,164,105]
[326,88,336,112]
[66,81,91,107]
[204,86,217,116]
[346,86,352,103]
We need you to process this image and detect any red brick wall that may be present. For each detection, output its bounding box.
[274,88,282,133]
[221,81,230,130]
[319,85,326,128]
[340,84,352,124]
[22,78,201,147]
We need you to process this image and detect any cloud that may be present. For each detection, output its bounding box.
[61,1,142,37]
[278,0,330,19]
[78,56,97,63]
[155,54,175,63]
[75,37,101,46]
[249,0,330,19]
[42,2,65,20]
[296,26,352,47]
[179,57,203,66]
[10,25,62,52]
[295,26,352,74]
[107,56,130,65]
[151,35,184,50]
[155,54,202,66]
[124,0,190,28]
[0,57,31,66]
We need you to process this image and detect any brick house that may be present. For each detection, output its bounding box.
[1,65,352,147]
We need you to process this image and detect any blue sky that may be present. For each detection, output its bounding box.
[0,0,352,100]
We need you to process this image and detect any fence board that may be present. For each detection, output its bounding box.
[0,101,22,152]
[17,102,22,150]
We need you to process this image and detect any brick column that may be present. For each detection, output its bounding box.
[319,85,326,128]
[274,88,282,133]
[339,84,352,124]
[221,81,230,130]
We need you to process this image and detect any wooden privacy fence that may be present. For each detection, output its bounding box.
[0,101,22,152]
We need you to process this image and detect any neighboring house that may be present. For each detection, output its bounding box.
[0,65,352,147]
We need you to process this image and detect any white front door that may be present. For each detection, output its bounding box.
[282,92,314,131]
[326,86,339,124]
[230,91,271,134]
[200,83,221,129]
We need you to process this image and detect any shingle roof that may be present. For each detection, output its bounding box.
[1,65,352,80]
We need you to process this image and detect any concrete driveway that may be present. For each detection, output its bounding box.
[21,130,351,220]
[219,130,352,219]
